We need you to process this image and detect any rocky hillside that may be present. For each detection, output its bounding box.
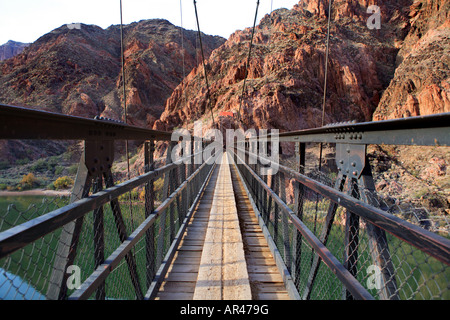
[153,0,412,135]
[373,0,449,120]
[151,0,449,230]
[0,40,29,61]
[0,19,225,128]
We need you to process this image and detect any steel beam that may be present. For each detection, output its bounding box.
[0,104,172,141]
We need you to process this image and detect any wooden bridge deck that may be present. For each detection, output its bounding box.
[154,152,290,300]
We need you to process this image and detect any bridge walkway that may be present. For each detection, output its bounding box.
[154,152,290,300]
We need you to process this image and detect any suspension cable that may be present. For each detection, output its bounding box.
[318,0,333,171]
[315,0,333,239]
[193,0,216,129]
[120,0,128,126]
[120,0,134,230]
[237,0,260,126]
[179,0,187,117]
[321,0,333,128]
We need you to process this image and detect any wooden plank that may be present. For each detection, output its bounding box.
[179,240,204,247]
[156,292,193,300]
[228,155,291,301]
[247,265,281,273]
[164,272,198,282]
[159,281,196,291]
[153,164,219,300]
[252,282,288,292]
[170,264,200,273]
[246,250,274,259]
[194,153,252,300]
[177,245,203,252]
[249,273,284,283]
[174,251,203,259]
[256,293,290,300]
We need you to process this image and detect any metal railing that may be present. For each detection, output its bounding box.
[0,104,214,300]
[231,112,450,300]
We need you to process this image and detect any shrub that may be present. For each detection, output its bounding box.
[46,182,56,190]
[55,166,65,176]
[53,176,74,190]
[30,159,48,172]
[16,158,30,166]
[0,161,10,170]
[20,173,39,190]
[68,164,79,175]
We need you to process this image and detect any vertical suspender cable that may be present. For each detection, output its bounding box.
[321,0,333,128]
[180,0,187,116]
[314,0,333,238]
[193,0,216,129]
[318,0,333,171]
[120,0,128,126]
[120,0,134,230]
[237,0,260,126]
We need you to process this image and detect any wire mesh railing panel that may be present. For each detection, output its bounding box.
[0,230,61,300]
[234,140,450,300]
[0,196,70,300]
[0,137,214,300]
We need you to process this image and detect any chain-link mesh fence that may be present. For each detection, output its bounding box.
[234,142,450,300]
[0,139,214,300]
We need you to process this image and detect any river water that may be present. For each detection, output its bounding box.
[0,268,46,300]
[0,195,50,300]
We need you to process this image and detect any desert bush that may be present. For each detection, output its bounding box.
[0,161,10,170]
[53,176,74,190]
[55,166,65,176]
[20,173,39,190]
[30,159,48,172]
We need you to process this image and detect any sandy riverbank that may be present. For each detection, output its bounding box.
[0,189,71,197]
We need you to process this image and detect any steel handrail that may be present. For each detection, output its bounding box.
[0,149,204,259]
[235,147,450,266]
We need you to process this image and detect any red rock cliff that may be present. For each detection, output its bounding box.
[154,0,413,135]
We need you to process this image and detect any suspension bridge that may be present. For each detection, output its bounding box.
[0,104,449,300]
[0,0,449,302]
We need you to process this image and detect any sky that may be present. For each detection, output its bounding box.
[0,0,301,45]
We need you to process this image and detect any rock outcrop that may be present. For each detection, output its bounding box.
[373,0,450,120]
[154,0,411,136]
[0,19,224,163]
[0,19,225,128]
[0,40,29,61]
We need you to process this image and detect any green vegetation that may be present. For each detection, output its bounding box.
[20,173,39,190]
[0,161,10,170]
[267,198,450,300]
[0,154,78,192]
[53,176,74,190]
[0,192,182,300]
